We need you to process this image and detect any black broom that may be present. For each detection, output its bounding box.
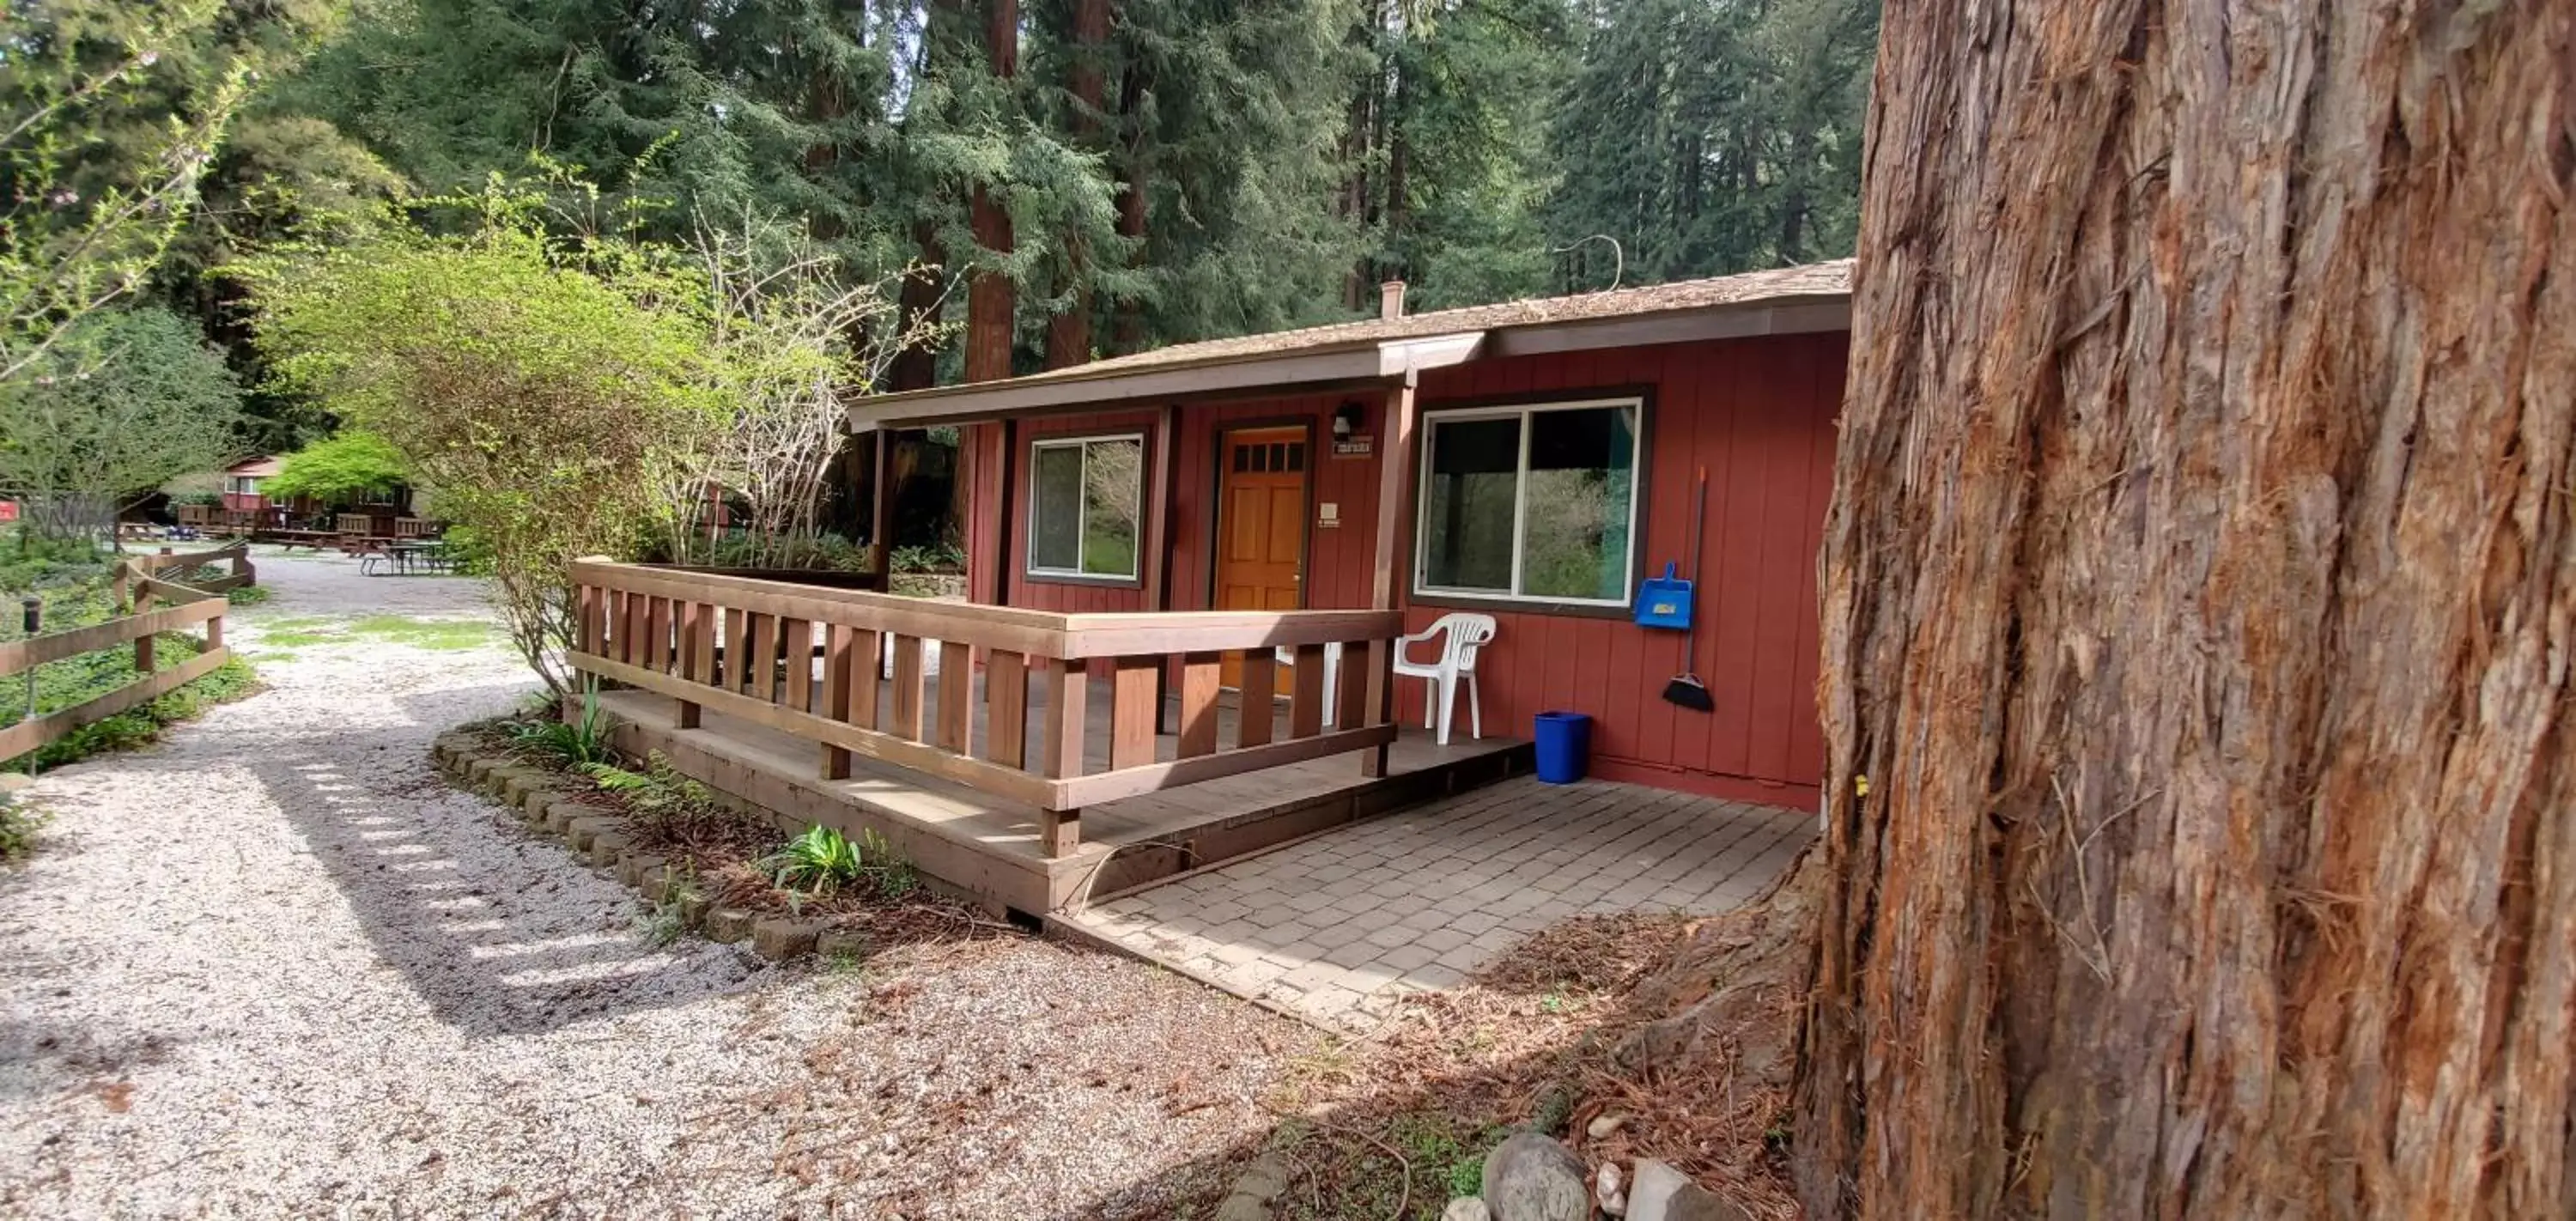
[1662,466,1716,711]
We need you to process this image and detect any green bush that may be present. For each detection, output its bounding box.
[0,790,45,864]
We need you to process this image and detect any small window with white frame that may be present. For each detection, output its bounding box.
[1414,397,1642,606]
[1027,433,1145,580]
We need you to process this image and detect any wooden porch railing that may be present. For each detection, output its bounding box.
[564,558,1400,856]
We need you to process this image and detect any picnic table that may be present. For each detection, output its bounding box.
[360,538,457,576]
[258,528,341,552]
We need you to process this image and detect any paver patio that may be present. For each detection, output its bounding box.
[1060,776,1815,1031]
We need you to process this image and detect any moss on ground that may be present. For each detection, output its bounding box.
[247,613,495,653]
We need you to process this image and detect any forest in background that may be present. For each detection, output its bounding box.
[23,0,1877,453]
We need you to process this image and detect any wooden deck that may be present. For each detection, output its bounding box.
[595,680,1528,915]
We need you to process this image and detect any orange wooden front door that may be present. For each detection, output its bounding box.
[1215,428,1309,686]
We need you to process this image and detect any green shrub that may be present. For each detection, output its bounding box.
[890,542,964,574]
[0,791,45,864]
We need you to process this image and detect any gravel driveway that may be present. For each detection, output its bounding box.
[0,550,1309,1218]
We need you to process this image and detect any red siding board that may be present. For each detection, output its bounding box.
[954,331,1844,810]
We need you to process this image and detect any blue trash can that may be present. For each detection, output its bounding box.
[1533,711,1592,784]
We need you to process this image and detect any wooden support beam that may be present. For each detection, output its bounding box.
[869,429,896,590]
[1363,377,1419,777]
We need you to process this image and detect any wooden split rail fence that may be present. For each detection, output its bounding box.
[565,558,1400,857]
[0,543,252,763]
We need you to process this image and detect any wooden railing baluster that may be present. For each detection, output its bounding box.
[986,650,1028,768]
[1176,652,1221,758]
[1237,650,1277,748]
[890,634,925,739]
[820,623,853,779]
[1109,655,1158,770]
[935,641,974,754]
[782,617,813,714]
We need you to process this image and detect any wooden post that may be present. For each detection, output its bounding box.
[1043,656,1087,779]
[936,640,974,754]
[1041,806,1080,858]
[869,428,896,592]
[1042,653,1089,856]
[1237,650,1277,748]
[205,610,224,651]
[1143,404,1179,731]
[987,649,1029,768]
[1363,376,1419,776]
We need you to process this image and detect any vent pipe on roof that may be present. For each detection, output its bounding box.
[1379,280,1406,320]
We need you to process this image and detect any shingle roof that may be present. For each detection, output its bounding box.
[1058,258,1850,377]
[851,258,1851,423]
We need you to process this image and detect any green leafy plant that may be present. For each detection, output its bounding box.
[0,790,46,864]
[508,679,614,767]
[584,750,734,841]
[263,430,410,507]
[890,542,965,574]
[761,824,865,895]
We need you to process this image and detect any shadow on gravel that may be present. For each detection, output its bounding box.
[98,690,765,1041]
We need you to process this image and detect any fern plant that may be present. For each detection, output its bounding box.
[509,679,613,768]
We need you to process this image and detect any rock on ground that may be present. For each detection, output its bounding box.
[1481,1131,1592,1221]
[0,550,1314,1218]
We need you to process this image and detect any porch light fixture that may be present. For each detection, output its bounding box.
[1334,400,1364,439]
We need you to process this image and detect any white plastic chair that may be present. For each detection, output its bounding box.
[1394,612,1497,745]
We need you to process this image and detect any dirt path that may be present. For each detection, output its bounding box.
[0,551,1309,1219]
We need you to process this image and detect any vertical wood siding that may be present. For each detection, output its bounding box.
[951,330,1847,807]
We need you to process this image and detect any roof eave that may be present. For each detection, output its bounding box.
[847,331,1486,432]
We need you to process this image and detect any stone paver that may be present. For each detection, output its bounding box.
[1062,776,1814,1032]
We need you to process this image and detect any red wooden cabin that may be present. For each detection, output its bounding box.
[566,260,1846,914]
[858,260,1849,811]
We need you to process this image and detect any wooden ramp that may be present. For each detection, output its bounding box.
[595,686,1527,915]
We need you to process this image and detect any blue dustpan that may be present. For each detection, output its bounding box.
[1633,561,1694,629]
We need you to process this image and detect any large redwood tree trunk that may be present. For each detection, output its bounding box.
[1798,3,2573,1218]
[964,0,1019,385]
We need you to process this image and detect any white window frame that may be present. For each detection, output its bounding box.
[1025,431,1146,582]
[1412,396,1644,608]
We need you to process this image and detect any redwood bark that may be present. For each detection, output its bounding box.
[964,0,1018,384]
[1046,0,1110,369]
[1798,3,2574,1218]
[1109,44,1150,355]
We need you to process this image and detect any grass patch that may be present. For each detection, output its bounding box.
[348,615,495,650]
[246,614,496,653]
